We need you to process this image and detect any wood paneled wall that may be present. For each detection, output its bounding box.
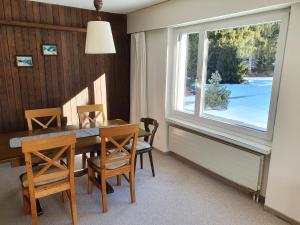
[0,0,130,133]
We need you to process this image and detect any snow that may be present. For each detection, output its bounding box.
[183,77,273,130]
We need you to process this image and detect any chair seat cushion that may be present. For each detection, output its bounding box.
[20,166,68,188]
[125,141,151,151]
[89,151,129,170]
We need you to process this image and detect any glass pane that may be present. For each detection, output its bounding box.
[176,33,199,114]
[202,22,281,131]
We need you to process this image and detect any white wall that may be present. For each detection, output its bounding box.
[129,0,300,222]
[265,3,300,222]
[146,29,168,152]
[128,0,299,33]
[144,26,270,196]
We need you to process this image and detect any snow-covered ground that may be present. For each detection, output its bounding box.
[183,77,273,130]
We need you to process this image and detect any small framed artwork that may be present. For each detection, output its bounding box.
[16,56,33,67]
[42,44,58,56]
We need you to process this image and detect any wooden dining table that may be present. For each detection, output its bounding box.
[0,119,150,165]
[0,119,150,215]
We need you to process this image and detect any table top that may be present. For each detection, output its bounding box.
[0,119,150,164]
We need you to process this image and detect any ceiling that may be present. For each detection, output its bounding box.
[30,0,168,14]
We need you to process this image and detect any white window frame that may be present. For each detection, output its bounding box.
[167,9,290,146]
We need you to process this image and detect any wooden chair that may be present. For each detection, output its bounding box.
[125,118,159,177]
[77,104,106,168]
[87,123,139,213]
[20,134,77,225]
[77,104,106,127]
[25,108,62,131]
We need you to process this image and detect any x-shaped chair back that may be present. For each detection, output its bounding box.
[21,133,76,197]
[25,108,62,131]
[100,124,139,169]
[21,133,77,225]
[77,104,106,127]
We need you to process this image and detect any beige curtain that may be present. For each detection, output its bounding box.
[130,32,147,122]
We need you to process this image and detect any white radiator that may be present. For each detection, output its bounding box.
[168,126,264,192]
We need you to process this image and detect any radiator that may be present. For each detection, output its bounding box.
[168,126,264,192]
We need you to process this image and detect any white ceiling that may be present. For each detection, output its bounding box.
[30,0,168,14]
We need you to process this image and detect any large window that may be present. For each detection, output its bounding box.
[176,33,199,114]
[170,10,289,141]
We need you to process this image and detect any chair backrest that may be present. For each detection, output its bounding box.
[100,124,139,170]
[21,133,76,197]
[25,108,62,131]
[77,104,106,127]
[141,118,159,146]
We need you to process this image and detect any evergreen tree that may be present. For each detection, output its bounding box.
[185,22,280,84]
[205,71,231,110]
[187,33,199,81]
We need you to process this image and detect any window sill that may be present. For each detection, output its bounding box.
[167,117,272,155]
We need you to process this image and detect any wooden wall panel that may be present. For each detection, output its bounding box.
[0,0,130,132]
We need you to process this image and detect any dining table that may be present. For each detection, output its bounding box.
[0,119,150,165]
[0,119,151,215]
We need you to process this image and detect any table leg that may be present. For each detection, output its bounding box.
[36,199,43,216]
[106,182,114,194]
[96,175,114,194]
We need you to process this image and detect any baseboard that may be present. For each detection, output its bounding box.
[168,151,300,225]
[168,151,261,198]
[168,151,265,203]
[264,206,300,225]
[152,148,299,224]
[153,147,171,155]
[0,162,10,168]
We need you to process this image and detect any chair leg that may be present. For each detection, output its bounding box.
[29,194,38,225]
[82,154,87,169]
[140,154,143,169]
[148,151,155,177]
[117,175,122,186]
[87,166,93,194]
[134,154,137,174]
[100,173,108,213]
[129,171,136,203]
[69,188,78,225]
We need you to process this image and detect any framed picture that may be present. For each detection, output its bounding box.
[16,56,33,67]
[42,44,58,56]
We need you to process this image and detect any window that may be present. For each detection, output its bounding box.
[169,10,289,141]
[175,33,199,114]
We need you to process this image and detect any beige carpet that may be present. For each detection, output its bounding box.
[0,151,289,225]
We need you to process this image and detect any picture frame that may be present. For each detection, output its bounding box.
[16,56,33,67]
[42,44,58,56]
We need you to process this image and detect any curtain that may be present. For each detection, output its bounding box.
[130,32,148,122]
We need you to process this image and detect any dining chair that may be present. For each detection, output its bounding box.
[87,123,139,213]
[77,104,106,126]
[20,133,77,225]
[25,108,62,131]
[125,118,159,177]
[77,104,106,168]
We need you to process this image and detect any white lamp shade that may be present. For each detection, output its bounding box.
[85,21,116,54]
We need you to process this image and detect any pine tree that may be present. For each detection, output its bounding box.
[205,71,231,110]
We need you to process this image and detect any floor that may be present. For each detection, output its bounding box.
[0,151,289,225]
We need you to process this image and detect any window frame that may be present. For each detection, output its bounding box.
[167,9,290,143]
